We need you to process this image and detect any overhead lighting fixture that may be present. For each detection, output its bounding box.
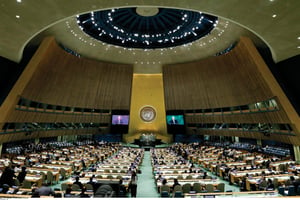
[16,15,20,18]
[76,7,218,49]
[16,0,22,2]
[272,14,277,18]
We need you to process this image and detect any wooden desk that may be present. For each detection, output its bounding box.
[270,160,295,171]
[288,165,300,173]
[82,172,131,179]
[25,174,43,187]
[184,190,279,198]
[156,179,220,191]
[155,172,204,180]
[27,168,60,182]
[245,174,298,191]
[229,169,274,184]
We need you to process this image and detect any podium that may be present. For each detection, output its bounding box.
[133,133,163,148]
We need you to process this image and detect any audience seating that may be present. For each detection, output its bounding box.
[205,184,215,193]
[192,183,202,193]
[216,183,225,192]
[182,183,191,194]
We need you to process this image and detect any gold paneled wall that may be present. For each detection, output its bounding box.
[124,73,171,143]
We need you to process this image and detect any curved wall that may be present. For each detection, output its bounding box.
[163,37,273,110]
[163,37,300,145]
[21,37,133,110]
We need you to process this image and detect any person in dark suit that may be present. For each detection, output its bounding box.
[266,178,275,190]
[73,176,83,189]
[172,178,180,190]
[0,166,16,187]
[129,171,138,198]
[79,187,90,198]
[118,179,127,197]
[169,116,178,124]
[17,166,27,184]
[86,176,96,192]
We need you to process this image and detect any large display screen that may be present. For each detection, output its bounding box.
[166,115,184,125]
[111,115,129,125]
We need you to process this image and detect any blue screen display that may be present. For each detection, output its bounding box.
[112,115,129,125]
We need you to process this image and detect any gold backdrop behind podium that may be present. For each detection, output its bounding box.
[124,73,172,144]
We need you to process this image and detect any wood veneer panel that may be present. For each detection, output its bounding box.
[21,37,133,110]
[163,37,273,110]
[0,128,99,143]
[6,110,111,123]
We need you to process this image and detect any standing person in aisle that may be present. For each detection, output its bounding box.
[130,171,138,197]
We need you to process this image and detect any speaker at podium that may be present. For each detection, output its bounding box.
[133,133,163,147]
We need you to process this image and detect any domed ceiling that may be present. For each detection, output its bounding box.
[2,1,297,66]
[36,6,259,66]
[76,7,218,49]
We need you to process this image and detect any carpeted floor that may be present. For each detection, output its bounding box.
[136,151,160,198]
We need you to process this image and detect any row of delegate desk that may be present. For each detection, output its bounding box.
[0,144,121,189]
[63,147,144,192]
[152,148,225,193]
[0,144,144,197]
[191,145,298,191]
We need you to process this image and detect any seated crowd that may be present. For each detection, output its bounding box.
[163,142,300,196]
[0,140,144,198]
[0,140,300,198]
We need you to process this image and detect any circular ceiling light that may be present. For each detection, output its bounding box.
[77,7,218,49]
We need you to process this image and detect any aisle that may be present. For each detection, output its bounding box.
[136,151,160,198]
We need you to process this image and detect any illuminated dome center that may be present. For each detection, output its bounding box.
[76,7,218,49]
[136,7,159,16]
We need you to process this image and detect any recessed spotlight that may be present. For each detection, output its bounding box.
[16,15,20,18]
[272,14,277,18]
[297,37,300,40]
[16,0,22,3]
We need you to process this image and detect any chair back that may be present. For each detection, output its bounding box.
[60,168,67,180]
[217,183,225,192]
[46,171,54,185]
[192,183,201,193]
[160,185,170,193]
[13,178,20,186]
[173,185,183,192]
[116,175,123,180]
[173,191,183,198]
[259,180,267,190]
[287,185,296,196]
[21,180,32,189]
[186,175,193,179]
[71,183,81,191]
[61,182,69,191]
[161,191,169,198]
[106,175,114,179]
[84,183,94,191]
[296,185,300,195]
[278,186,285,195]
[205,184,214,193]
[182,183,191,193]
